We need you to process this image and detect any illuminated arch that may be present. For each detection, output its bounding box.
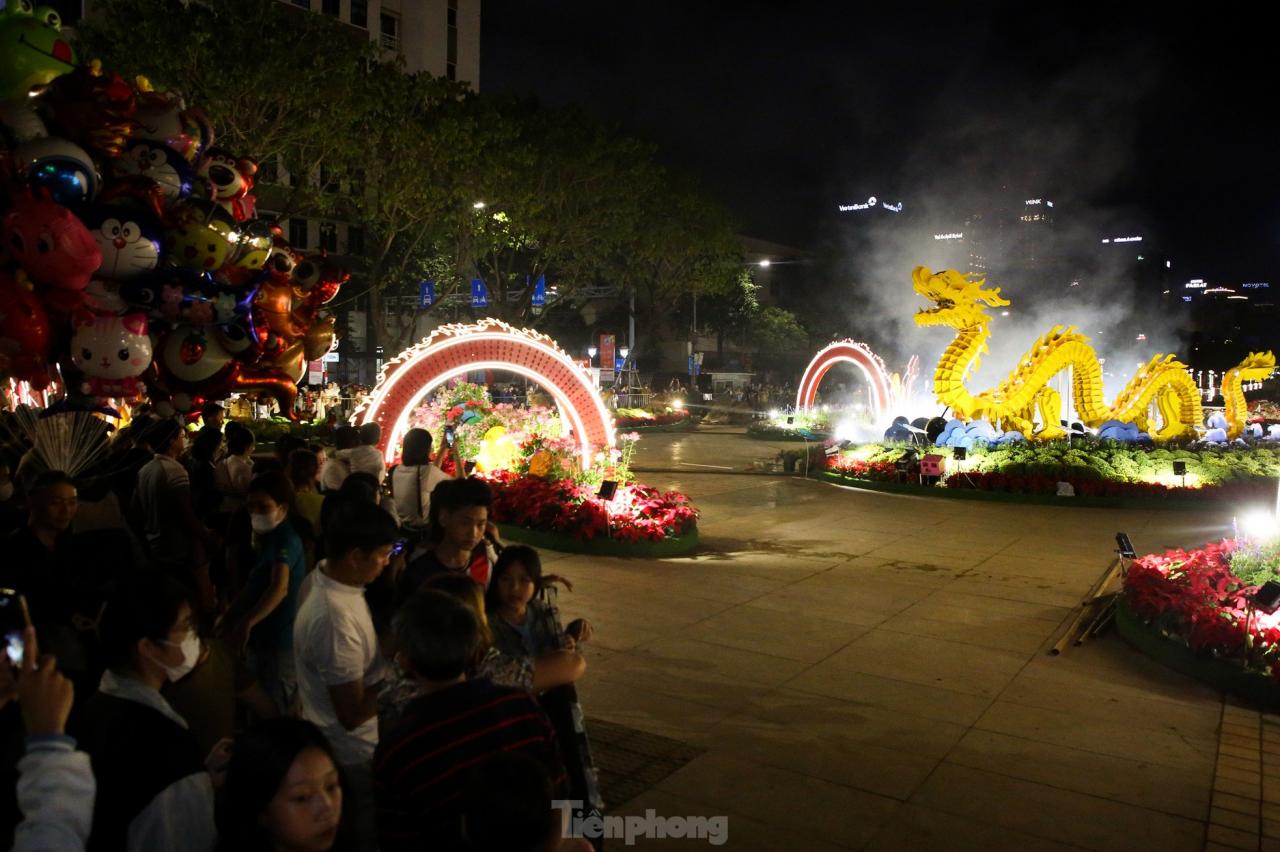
[355,319,615,471]
[796,340,893,419]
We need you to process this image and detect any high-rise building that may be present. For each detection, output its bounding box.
[282,0,481,87]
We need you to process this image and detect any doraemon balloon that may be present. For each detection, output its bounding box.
[114,139,196,204]
[82,204,163,280]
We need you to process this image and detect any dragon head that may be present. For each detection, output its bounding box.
[912,266,1010,330]
[1233,351,1277,381]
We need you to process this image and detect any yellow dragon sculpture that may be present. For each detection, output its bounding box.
[912,266,1275,441]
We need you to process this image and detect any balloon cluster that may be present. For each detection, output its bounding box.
[0,2,347,420]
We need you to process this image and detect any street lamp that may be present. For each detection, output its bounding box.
[758,259,772,268]
[472,201,486,209]
[620,347,630,361]
[587,346,597,360]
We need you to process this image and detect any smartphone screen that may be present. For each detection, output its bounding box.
[389,538,409,558]
[0,589,29,667]
[444,426,455,445]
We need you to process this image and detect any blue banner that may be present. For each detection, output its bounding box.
[615,357,625,373]
[418,280,435,309]
[470,278,488,308]
[532,274,546,307]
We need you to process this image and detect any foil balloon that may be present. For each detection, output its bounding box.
[69,311,152,399]
[82,202,164,281]
[112,139,196,205]
[15,136,99,206]
[0,271,52,388]
[165,199,237,273]
[0,2,76,100]
[122,267,253,327]
[222,219,275,288]
[152,322,240,412]
[2,193,102,313]
[197,148,257,222]
[133,87,213,163]
[302,315,336,361]
[35,65,137,160]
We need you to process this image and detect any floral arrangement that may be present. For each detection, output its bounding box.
[826,457,897,481]
[407,383,696,542]
[941,471,1278,502]
[484,469,698,542]
[1124,538,1280,675]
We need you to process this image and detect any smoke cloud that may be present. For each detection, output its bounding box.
[821,41,1182,416]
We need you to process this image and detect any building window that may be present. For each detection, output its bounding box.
[291,0,310,7]
[319,222,338,253]
[447,0,458,71]
[379,11,399,50]
[350,0,366,27]
[321,0,339,16]
[319,165,340,194]
[289,217,309,249]
[346,225,364,256]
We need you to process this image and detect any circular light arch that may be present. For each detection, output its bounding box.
[355,319,615,470]
[795,340,893,419]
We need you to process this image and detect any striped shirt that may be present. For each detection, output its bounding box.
[373,678,568,851]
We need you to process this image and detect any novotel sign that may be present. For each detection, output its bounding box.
[838,196,903,213]
[1242,282,1270,289]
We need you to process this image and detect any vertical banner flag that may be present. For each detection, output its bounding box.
[599,333,616,384]
[532,274,546,307]
[418,281,435,309]
[471,278,488,308]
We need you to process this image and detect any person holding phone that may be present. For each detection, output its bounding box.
[78,573,219,852]
[390,428,458,534]
[0,624,94,852]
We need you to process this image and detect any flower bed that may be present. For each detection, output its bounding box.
[943,470,1278,503]
[1118,538,1280,705]
[484,469,699,555]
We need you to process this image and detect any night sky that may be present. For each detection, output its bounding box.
[482,2,1280,285]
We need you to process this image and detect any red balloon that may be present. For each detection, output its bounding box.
[0,272,52,388]
[2,193,101,314]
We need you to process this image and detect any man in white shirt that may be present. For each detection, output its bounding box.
[294,500,399,850]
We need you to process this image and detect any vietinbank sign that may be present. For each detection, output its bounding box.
[838,196,903,213]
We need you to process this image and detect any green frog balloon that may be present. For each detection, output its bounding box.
[0,1,76,100]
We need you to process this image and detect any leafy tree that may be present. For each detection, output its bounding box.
[75,0,373,216]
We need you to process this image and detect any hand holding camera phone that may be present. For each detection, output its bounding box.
[0,589,31,668]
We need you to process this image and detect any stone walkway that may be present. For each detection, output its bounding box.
[538,430,1260,850]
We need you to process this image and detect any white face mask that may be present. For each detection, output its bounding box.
[250,511,284,534]
[152,632,201,682]
[0,482,12,502]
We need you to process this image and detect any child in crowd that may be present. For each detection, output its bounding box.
[224,472,310,715]
[373,590,567,851]
[294,500,398,851]
[217,718,345,852]
[77,573,223,851]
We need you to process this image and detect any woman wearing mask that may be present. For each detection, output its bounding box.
[78,572,225,852]
[217,718,346,852]
[224,471,309,714]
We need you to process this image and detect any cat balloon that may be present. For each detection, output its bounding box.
[69,311,152,399]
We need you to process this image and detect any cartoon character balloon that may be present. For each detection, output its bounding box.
[197,148,257,222]
[0,1,76,100]
[82,203,164,280]
[164,199,236,273]
[69,312,152,399]
[113,139,196,204]
[132,87,213,163]
[2,194,102,314]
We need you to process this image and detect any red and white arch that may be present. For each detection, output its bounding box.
[795,340,893,419]
[355,319,615,470]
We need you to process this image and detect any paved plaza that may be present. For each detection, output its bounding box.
[543,428,1267,851]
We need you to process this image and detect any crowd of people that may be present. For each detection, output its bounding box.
[0,402,599,852]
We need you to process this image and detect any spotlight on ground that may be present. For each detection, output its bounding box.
[1115,532,1136,560]
[1240,510,1279,542]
